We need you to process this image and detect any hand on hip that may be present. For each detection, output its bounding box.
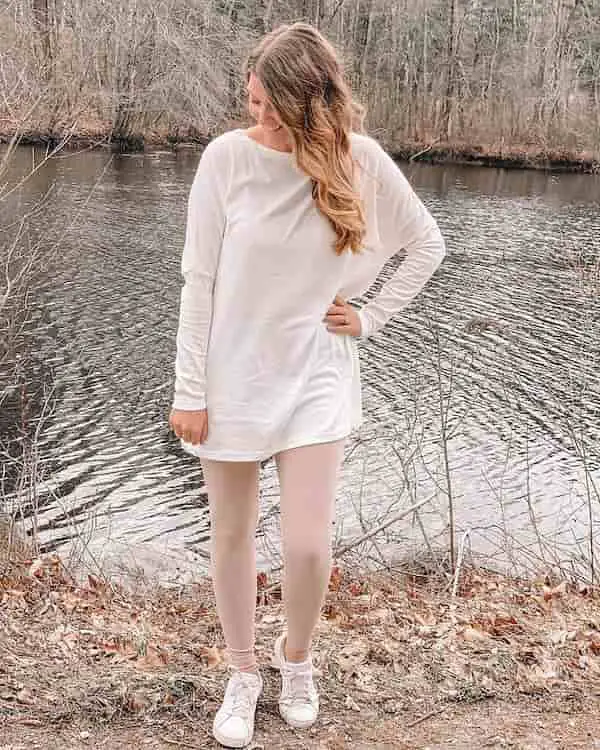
[323,294,361,337]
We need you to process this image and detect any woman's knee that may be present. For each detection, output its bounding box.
[211,506,258,548]
[284,538,331,572]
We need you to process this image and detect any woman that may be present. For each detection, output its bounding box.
[169,21,445,749]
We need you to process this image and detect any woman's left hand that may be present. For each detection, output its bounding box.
[323,294,361,337]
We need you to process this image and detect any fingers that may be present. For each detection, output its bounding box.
[185,426,206,445]
[324,312,348,325]
[324,298,348,326]
[169,411,208,446]
[325,313,352,332]
[324,296,359,337]
[324,300,350,327]
[326,300,345,315]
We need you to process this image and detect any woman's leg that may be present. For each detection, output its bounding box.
[275,439,345,662]
[201,458,260,672]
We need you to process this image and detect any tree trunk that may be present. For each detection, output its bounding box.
[441,0,458,140]
[32,0,52,82]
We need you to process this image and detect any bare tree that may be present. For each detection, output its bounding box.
[1,0,598,155]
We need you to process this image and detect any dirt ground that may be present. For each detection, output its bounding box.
[3,697,600,749]
[1,554,599,749]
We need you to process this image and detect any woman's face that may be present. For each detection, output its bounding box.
[246,72,284,132]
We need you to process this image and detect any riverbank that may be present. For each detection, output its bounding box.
[1,543,599,749]
[390,141,600,174]
[2,124,599,174]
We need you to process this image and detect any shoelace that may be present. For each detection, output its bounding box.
[281,665,314,706]
[224,674,257,718]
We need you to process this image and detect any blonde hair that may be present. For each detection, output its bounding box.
[244,22,366,256]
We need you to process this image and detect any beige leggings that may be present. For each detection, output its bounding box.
[200,439,345,671]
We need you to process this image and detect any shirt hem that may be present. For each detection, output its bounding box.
[180,427,355,462]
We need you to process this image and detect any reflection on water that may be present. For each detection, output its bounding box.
[1,144,599,581]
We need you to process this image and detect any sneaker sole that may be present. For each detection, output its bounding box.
[278,705,318,730]
[212,724,252,749]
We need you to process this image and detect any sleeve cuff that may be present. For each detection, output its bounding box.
[171,395,207,411]
[356,307,373,338]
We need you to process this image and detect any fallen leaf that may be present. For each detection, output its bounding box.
[91,614,105,629]
[17,687,34,705]
[589,636,600,656]
[200,645,225,668]
[414,612,437,627]
[48,624,79,651]
[126,689,150,712]
[548,629,578,646]
[100,639,136,662]
[472,614,522,637]
[543,581,567,601]
[460,625,490,643]
[336,639,368,673]
[527,659,562,688]
[368,607,393,625]
[136,644,168,670]
[321,602,347,625]
[28,558,45,578]
[256,572,268,589]
[87,574,104,591]
[260,613,284,625]
[329,566,343,592]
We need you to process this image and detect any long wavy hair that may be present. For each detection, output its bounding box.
[244,22,366,256]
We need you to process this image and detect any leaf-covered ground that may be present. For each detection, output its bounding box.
[1,554,599,749]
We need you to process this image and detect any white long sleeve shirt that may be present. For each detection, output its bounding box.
[173,128,445,460]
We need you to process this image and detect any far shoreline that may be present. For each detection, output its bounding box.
[2,127,599,174]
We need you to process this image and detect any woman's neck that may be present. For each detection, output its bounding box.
[248,125,293,153]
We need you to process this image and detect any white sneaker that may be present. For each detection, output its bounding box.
[272,633,319,729]
[212,669,263,748]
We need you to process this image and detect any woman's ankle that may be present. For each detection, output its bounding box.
[227,645,258,673]
[283,636,310,664]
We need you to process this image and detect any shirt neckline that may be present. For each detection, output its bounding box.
[236,128,295,158]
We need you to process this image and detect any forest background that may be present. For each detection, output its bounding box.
[1,0,599,164]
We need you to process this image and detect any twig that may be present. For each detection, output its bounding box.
[334,493,436,558]
[406,707,445,728]
[329,0,346,23]
[409,138,442,162]
[451,530,471,599]
[159,737,199,749]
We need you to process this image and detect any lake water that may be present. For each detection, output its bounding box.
[2,144,599,583]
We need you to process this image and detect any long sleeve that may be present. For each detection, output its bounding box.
[172,140,228,410]
[356,141,446,338]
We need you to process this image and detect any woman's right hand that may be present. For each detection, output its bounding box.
[169,408,208,446]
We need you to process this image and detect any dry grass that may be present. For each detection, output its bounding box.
[1,544,599,749]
